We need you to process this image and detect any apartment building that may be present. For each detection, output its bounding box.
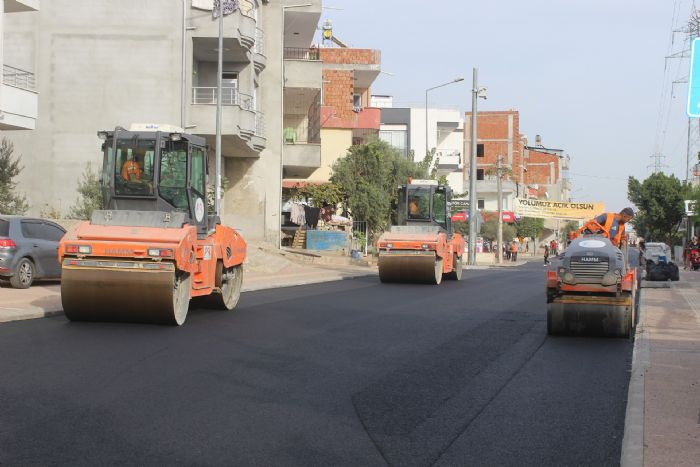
[1,0,321,244]
[287,47,381,184]
[379,105,465,192]
[464,110,524,212]
[0,0,38,131]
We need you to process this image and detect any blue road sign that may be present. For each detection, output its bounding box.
[688,38,700,117]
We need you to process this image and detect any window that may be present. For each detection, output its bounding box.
[379,128,408,158]
[432,189,447,226]
[353,93,362,110]
[191,147,206,198]
[0,219,9,237]
[159,141,189,210]
[40,223,66,242]
[407,186,431,221]
[477,169,484,180]
[477,144,484,157]
[20,221,42,239]
[222,72,238,104]
[477,199,485,210]
[114,138,156,197]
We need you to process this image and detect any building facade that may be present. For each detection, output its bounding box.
[1,0,322,245]
[0,0,38,132]
[379,105,465,192]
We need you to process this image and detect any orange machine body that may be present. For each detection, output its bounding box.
[376,231,464,275]
[59,222,245,299]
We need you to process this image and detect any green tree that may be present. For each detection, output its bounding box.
[330,140,427,239]
[515,217,545,239]
[68,163,104,219]
[479,218,516,243]
[0,138,29,215]
[627,173,688,244]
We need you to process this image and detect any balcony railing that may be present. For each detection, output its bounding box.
[3,65,35,91]
[255,28,265,55]
[284,47,320,61]
[192,87,253,110]
[255,112,265,137]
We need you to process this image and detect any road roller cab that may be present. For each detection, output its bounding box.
[58,124,247,325]
[377,180,465,284]
[546,234,637,338]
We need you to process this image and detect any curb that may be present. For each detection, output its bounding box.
[0,306,63,323]
[620,287,650,467]
[0,272,378,324]
[241,271,376,292]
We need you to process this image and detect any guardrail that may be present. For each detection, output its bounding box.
[255,28,265,55]
[3,65,35,90]
[255,112,265,137]
[192,87,253,110]
[283,47,320,61]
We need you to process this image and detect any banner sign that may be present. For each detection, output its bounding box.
[513,198,604,220]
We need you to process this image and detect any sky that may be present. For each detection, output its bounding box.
[313,0,696,212]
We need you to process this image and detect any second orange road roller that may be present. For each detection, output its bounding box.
[376,180,465,284]
[58,124,246,325]
[546,222,637,338]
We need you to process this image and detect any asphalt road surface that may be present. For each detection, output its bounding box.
[0,261,633,466]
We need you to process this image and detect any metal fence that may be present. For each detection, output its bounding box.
[192,87,254,110]
[283,47,320,60]
[255,112,265,137]
[255,28,265,55]
[352,220,368,254]
[3,65,35,90]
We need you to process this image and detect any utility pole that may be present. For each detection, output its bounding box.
[214,0,224,217]
[468,68,486,265]
[496,155,503,264]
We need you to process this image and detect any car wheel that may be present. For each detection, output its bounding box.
[10,258,35,289]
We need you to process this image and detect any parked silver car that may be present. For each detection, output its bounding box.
[0,216,66,288]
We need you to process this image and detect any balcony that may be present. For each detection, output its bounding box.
[1,66,38,130]
[475,178,517,194]
[189,4,256,52]
[189,86,265,156]
[253,28,266,72]
[284,48,322,90]
[283,143,321,179]
[435,150,462,169]
[5,0,39,12]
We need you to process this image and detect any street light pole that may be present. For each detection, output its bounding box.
[214,0,224,217]
[424,77,464,159]
[467,68,487,266]
[497,155,503,264]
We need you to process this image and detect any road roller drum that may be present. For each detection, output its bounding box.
[378,252,442,284]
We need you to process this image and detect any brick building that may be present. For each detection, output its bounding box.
[464,110,524,211]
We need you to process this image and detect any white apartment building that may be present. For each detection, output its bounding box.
[378,103,465,193]
[1,0,322,245]
[0,0,38,131]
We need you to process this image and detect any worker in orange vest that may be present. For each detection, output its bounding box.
[121,155,141,181]
[510,240,518,262]
[583,207,634,247]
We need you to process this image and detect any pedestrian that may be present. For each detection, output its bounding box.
[510,240,518,262]
[544,244,550,265]
[505,243,511,260]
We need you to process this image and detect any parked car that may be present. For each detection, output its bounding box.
[0,216,66,288]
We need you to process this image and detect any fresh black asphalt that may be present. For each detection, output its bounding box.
[0,261,633,466]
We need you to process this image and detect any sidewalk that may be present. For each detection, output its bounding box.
[621,271,700,466]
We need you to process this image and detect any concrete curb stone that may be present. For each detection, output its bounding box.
[620,288,650,467]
